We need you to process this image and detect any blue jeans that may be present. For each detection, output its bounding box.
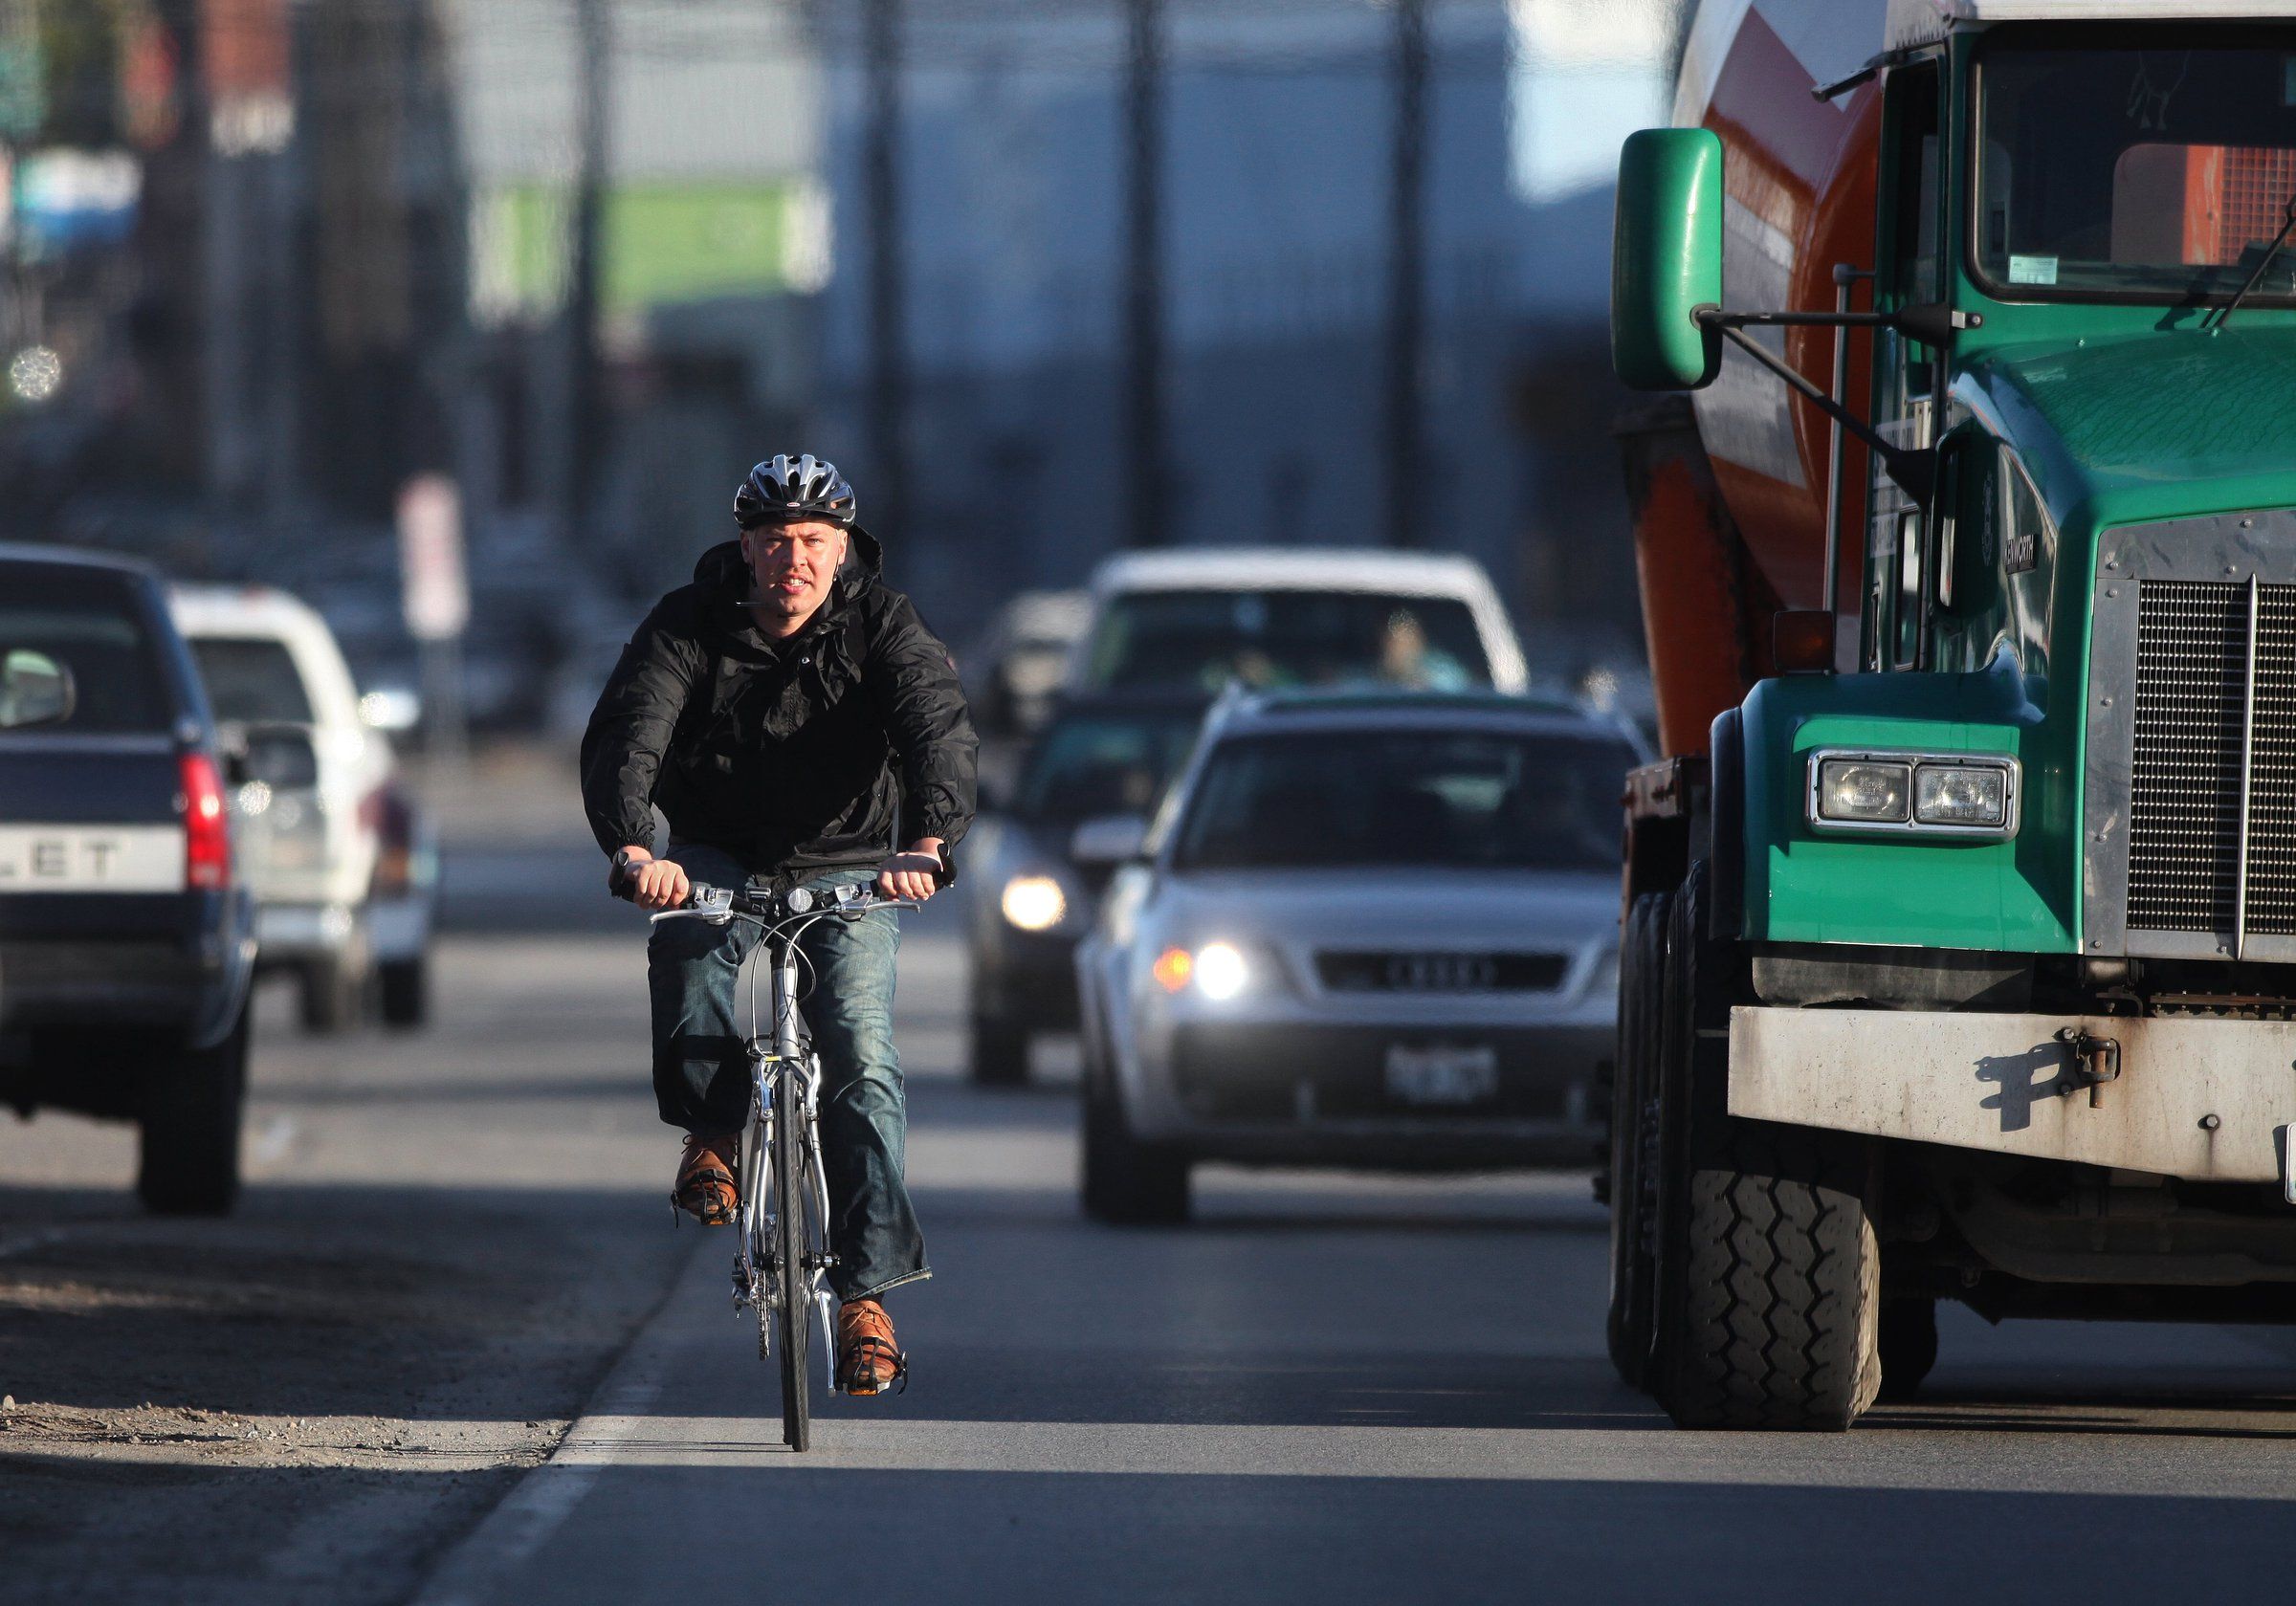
[648,843,929,1303]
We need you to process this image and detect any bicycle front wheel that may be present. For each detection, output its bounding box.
[773,1069,812,1451]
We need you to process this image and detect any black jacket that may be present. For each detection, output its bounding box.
[580,529,978,878]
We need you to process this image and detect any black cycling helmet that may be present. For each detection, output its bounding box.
[735,453,857,529]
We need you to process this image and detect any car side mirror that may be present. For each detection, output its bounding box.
[1612,126,1724,390]
[0,649,75,729]
[1070,812,1149,869]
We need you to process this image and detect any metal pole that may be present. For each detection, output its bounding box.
[1121,0,1166,548]
[1382,0,1427,547]
[865,0,909,542]
[566,0,610,547]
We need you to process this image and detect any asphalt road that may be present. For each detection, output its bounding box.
[8,815,2296,1602]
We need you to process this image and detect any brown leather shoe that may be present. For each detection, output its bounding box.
[836,1298,908,1396]
[673,1132,740,1226]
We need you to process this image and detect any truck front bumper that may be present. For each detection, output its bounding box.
[1730,1006,2296,1184]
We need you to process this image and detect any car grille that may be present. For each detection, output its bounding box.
[1314,950,1569,993]
[2128,578,2296,945]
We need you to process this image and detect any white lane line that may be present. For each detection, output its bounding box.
[408,1239,703,1606]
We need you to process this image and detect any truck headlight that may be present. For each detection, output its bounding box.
[1816,759,1910,824]
[1000,874,1067,932]
[1913,764,2008,827]
[1807,750,2019,838]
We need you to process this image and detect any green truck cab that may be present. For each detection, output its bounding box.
[1607,12,2296,1430]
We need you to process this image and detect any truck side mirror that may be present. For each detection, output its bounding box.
[1612,127,1725,391]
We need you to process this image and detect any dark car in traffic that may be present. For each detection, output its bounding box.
[0,546,256,1213]
[966,691,1208,1085]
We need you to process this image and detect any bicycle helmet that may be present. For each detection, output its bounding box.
[735,453,857,529]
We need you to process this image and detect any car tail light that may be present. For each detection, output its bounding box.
[180,751,230,890]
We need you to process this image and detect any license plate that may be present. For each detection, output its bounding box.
[1382,1044,1499,1107]
[0,825,186,892]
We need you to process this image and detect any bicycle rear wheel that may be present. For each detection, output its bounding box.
[774,1069,811,1450]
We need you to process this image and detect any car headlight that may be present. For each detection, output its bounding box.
[1152,939,1254,1000]
[1194,941,1249,1000]
[1000,874,1067,932]
[1808,750,2018,837]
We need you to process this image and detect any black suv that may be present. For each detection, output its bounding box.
[0,546,256,1213]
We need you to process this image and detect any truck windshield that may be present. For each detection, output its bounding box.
[1978,38,2296,303]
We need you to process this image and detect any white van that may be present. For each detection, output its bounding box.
[1068,548,1527,698]
[170,585,436,1031]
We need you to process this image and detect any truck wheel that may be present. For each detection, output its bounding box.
[1603,890,1670,1390]
[1079,1022,1189,1224]
[138,1006,249,1217]
[1647,866,1881,1431]
[1877,1297,1939,1402]
[1655,1117,1883,1431]
[968,1013,1030,1087]
[378,955,429,1029]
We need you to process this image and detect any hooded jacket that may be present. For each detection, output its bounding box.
[580,528,978,877]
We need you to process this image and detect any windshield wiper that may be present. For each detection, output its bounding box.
[2206,191,2296,330]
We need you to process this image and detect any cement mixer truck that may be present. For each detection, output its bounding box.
[1606,0,2296,1429]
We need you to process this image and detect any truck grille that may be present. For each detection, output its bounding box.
[2129,578,2296,945]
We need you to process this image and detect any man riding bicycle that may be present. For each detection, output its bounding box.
[580,454,977,1396]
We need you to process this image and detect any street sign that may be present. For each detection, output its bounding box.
[397,474,468,641]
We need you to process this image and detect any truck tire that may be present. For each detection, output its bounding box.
[1655,1117,1883,1431]
[1877,1296,1939,1401]
[379,955,429,1029]
[1079,1017,1189,1224]
[1646,865,1882,1431]
[1603,890,1670,1390]
[968,1013,1030,1087]
[138,1005,249,1217]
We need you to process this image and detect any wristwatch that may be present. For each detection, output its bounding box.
[611,847,650,884]
[931,840,955,884]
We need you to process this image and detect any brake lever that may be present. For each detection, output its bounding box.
[651,884,737,925]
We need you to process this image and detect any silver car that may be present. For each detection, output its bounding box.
[1074,689,1643,1222]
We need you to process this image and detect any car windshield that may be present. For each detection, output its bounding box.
[1979,37,2296,301]
[1173,727,1634,872]
[0,574,169,735]
[1082,590,1491,694]
[190,637,315,725]
[1014,706,1204,824]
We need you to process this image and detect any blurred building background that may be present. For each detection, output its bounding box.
[0,0,1680,731]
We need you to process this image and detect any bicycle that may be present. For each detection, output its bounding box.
[640,875,920,1451]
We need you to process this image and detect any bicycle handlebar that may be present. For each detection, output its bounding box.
[619,873,933,926]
